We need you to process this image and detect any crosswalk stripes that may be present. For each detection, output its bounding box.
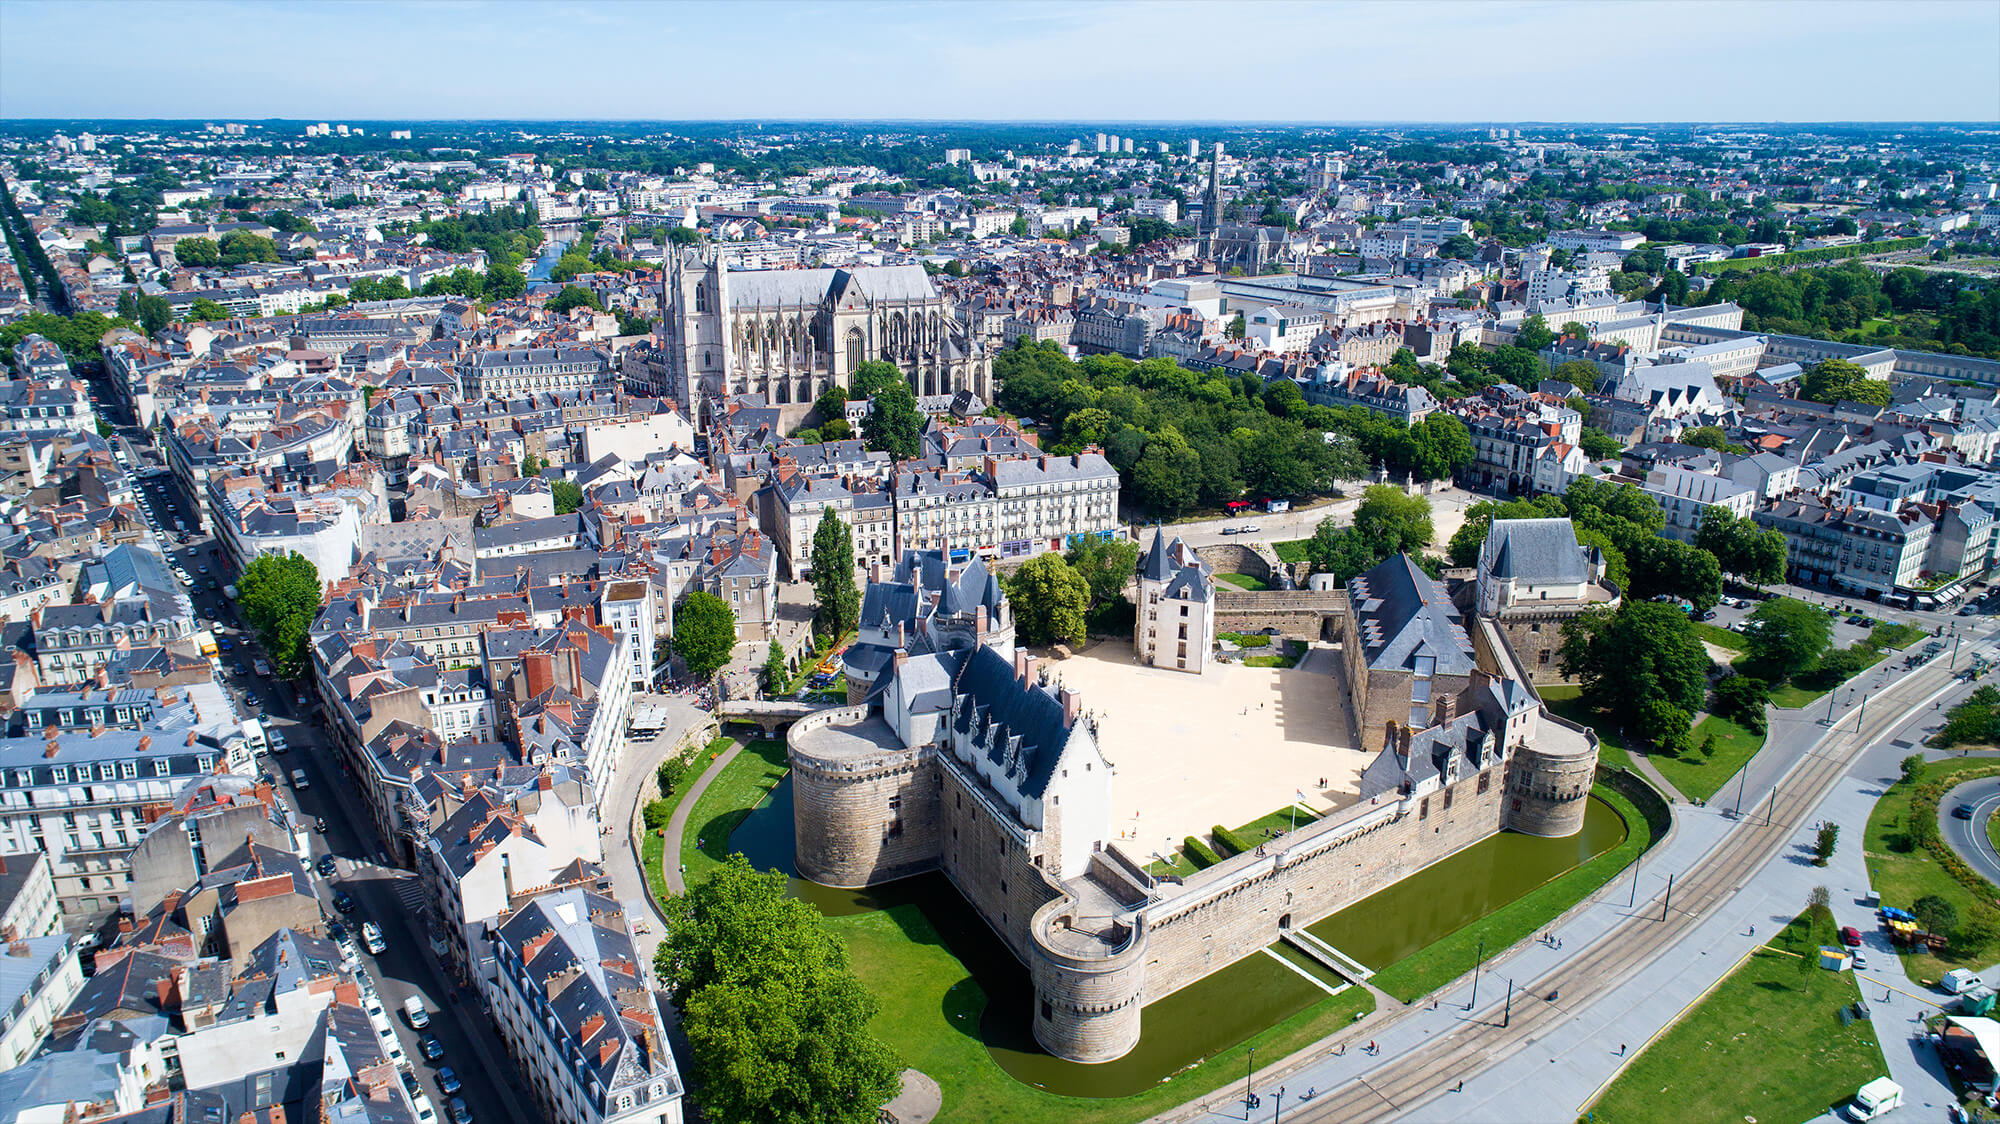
[393,878,427,914]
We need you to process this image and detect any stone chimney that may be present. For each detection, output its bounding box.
[522,650,555,699]
[1059,685,1083,725]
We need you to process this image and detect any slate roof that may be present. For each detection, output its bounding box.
[1347,554,1476,676]
[947,645,1073,800]
[1481,518,1592,584]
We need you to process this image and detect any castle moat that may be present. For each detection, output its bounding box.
[728,771,1627,1099]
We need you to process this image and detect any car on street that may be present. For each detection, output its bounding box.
[316,854,337,877]
[1957,803,1977,820]
[361,922,387,955]
[1840,925,1863,947]
[420,1034,445,1062]
[290,768,309,789]
[401,1071,421,1099]
[1853,948,1868,969]
[332,890,357,914]
[1240,523,1260,533]
[1220,526,1239,535]
[411,1094,439,1124]
[448,1097,472,1124]
[436,1066,460,1095]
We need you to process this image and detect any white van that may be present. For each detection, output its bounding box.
[404,994,431,1029]
[1845,1076,1903,1120]
[1945,968,1984,994]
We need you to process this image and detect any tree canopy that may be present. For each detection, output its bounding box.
[810,510,859,638]
[672,591,738,682]
[1799,358,1893,408]
[855,361,922,459]
[236,552,322,679]
[545,284,604,314]
[1742,597,1832,681]
[1560,601,1711,752]
[1064,534,1139,617]
[551,480,583,515]
[1007,552,1090,648]
[656,855,901,1124]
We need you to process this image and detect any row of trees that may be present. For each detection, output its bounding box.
[173,231,280,267]
[994,340,1475,519]
[1699,261,2000,361]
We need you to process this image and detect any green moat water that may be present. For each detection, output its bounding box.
[728,775,1626,1098]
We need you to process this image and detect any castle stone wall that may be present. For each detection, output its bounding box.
[935,759,1066,969]
[1135,768,1508,1006]
[789,707,942,888]
[1030,903,1148,1063]
[1503,728,1598,837]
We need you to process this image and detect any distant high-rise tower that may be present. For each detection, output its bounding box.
[1122,137,1133,154]
[1187,138,1199,159]
[1095,132,1107,153]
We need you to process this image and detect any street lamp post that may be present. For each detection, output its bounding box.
[1467,935,1485,1011]
[1245,1046,1258,1112]
[1273,1086,1285,1123]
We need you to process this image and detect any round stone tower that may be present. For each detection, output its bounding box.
[1028,898,1149,1063]
[1504,732,1599,837]
[789,706,940,888]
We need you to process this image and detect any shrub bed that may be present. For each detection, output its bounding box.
[1212,824,1256,856]
[1182,836,1221,869]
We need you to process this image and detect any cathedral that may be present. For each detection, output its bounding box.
[659,245,990,422]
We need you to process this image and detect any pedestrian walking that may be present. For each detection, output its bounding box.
[1618,1043,1627,1056]
[1455,1080,1464,1093]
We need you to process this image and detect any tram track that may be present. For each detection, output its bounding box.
[1272,656,1959,1123]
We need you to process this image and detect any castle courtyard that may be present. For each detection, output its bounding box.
[1043,639,1368,860]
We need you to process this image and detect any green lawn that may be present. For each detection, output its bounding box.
[1863,756,2000,982]
[1538,684,1632,771]
[1243,652,1300,669]
[1585,912,1884,1124]
[1273,538,1310,564]
[1369,783,1656,1001]
[1233,804,1320,844]
[678,738,790,888]
[641,734,733,902]
[1768,679,1832,708]
[1693,622,1745,652]
[1647,714,1767,804]
[1987,804,2000,857]
[837,904,1373,1124]
[1215,572,1271,592]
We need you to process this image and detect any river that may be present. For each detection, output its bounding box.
[526,238,570,282]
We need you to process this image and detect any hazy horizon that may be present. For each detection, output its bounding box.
[2,0,1995,125]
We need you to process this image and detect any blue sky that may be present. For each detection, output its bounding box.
[1,0,1995,122]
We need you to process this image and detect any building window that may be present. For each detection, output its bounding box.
[1478,772,1491,795]
[1419,796,1429,819]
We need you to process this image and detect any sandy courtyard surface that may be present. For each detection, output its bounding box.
[1044,641,1369,859]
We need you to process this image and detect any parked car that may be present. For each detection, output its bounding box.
[1852,948,1868,969]
[316,854,337,877]
[405,995,432,1029]
[420,1034,445,1062]
[332,890,357,915]
[1240,523,1260,533]
[1220,526,1240,536]
[1840,926,1863,947]
[435,1066,460,1096]
[448,1097,472,1124]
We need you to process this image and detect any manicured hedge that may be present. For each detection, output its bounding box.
[1182,836,1221,869]
[1212,824,1257,857]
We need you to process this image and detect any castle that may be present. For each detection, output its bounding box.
[789,530,1604,1064]
[658,246,991,422]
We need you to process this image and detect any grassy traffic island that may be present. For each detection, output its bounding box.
[1863,754,2000,983]
[1582,909,1886,1124]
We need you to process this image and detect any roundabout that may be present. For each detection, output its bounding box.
[1938,772,2000,888]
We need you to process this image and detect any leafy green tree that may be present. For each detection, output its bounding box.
[1406,413,1474,481]
[551,480,583,515]
[657,855,901,1124]
[218,231,279,265]
[1065,535,1140,614]
[1681,426,1728,450]
[1487,346,1543,386]
[1303,524,1381,585]
[1900,753,1927,785]
[671,591,738,682]
[1559,602,1711,747]
[1742,597,1831,680]
[136,294,174,334]
[1007,552,1090,647]
[616,310,652,336]
[763,643,789,694]
[1352,485,1433,555]
[1800,358,1892,407]
[546,284,604,313]
[519,453,543,479]
[116,289,136,321]
[1626,536,1722,614]
[1132,427,1201,517]
[1514,313,1556,352]
[1741,528,1788,586]
[1812,822,1840,866]
[188,298,230,322]
[236,552,322,679]
[813,385,849,426]
[810,510,859,638]
[174,237,220,266]
[1578,426,1623,460]
[854,361,921,459]
[483,263,526,300]
[822,418,853,442]
[1914,894,1959,939]
[1709,674,1770,734]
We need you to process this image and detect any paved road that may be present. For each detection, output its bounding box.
[1139,483,1485,554]
[1147,629,1987,1124]
[602,695,711,969]
[1939,776,2000,889]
